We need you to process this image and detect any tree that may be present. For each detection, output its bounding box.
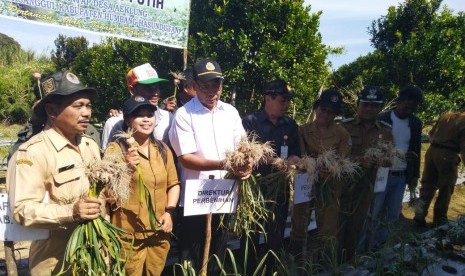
[69,1,333,123]
[73,38,184,121]
[0,33,20,50]
[0,33,54,124]
[51,35,89,70]
[188,0,333,121]
[332,0,465,123]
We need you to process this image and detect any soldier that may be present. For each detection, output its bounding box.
[7,71,103,275]
[414,109,465,226]
[339,86,393,261]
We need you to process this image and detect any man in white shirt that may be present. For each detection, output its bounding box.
[101,63,173,148]
[169,58,251,273]
[370,85,424,248]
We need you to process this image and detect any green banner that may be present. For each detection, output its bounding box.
[0,0,190,48]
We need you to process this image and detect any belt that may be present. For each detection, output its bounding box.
[431,142,459,153]
[390,170,406,177]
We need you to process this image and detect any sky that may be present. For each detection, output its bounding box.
[0,0,463,69]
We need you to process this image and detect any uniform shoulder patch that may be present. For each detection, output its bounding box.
[16,159,33,166]
[379,121,392,128]
[340,118,354,124]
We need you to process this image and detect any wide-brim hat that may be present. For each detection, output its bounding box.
[33,71,96,117]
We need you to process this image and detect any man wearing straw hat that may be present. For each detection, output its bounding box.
[7,70,103,275]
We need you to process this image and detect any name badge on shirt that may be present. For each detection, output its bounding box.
[280,146,288,159]
[281,135,289,159]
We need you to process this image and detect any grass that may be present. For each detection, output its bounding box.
[0,124,22,159]
[0,123,22,181]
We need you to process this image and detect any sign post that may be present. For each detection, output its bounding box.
[200,175,215,276]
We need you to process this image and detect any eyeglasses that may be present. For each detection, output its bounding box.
[196,80,222,94]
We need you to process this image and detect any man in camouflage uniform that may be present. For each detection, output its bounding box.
[339,86,393,261]
[414,110,465,226]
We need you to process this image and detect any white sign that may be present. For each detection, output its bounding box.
[0,0,190,48]
[0,193,49,241]
[374,167,390,193]
[280,145,288,159]
[184,179,238,216]
[293,173,313,204]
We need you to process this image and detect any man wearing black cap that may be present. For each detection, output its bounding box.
[338,86,393,261]
[169,58,252,273]
[290,89,350,263]
[7,71,104,275]
[241,79,300,272]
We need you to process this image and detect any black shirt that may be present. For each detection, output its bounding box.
[242,109,300,177]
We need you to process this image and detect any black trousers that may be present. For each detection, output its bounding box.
[177,209,228,274]
[239,200,289,274]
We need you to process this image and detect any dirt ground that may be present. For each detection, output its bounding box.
[400,183,465,231]
[0,184,464,275]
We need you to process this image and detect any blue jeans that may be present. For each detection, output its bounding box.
[370,172,407,247]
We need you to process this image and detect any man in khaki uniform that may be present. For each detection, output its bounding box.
[7,71,103,275]
[290,89,350,261]
[339,86,393,261]
[414,111,465,225]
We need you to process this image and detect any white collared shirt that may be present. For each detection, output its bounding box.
[169,97,245,204]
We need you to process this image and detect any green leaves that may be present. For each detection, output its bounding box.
[333,0,465,122]
[189,0,331,122]
[0,44,53,124]
[57,216,130,275]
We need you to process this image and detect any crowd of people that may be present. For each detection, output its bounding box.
[5,58,465,275]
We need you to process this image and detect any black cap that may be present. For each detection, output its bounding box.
[358,86,385,104]
[123,96,157,115]
[263,79,295,99]
[314,89,343,113]
[33,71,96,116]
[193,59,224,82]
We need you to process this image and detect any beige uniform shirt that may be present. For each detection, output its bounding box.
[7,126,101,275]
[429,111,465,160]
[106,141,179,239]
[342,117,393,159]
[299,121,351,157]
